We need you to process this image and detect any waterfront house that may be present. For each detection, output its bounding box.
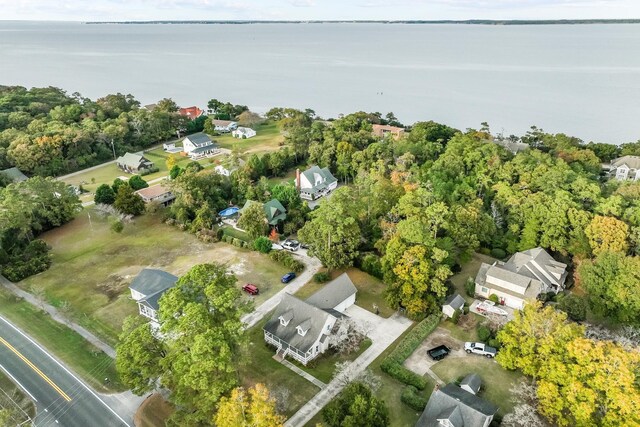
[178,106,204,120]
[182,132,219,160]
[296,166,338,201]
[263,273,357,365]
[116,152,154,174]
[607,155,640,181]
[231,127,256,139]
[475,247,567,310]
[129,269,178,325]
[211,119,238,133]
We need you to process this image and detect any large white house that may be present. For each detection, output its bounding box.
[296,166,338,201]
[608,155,640,181]
[182,132,219,160]
[231,127,256,139]
[263,273,357,365]
[211,119,237,133]
[129,269,178,326]
[475,247,567,310]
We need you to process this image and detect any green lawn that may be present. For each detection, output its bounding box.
[222,226,252,243]
[19,208,288,346]
[215,122,284,157]
[294,267,395,318]
[439,313,482,342]
[238,317,320,418]
[293,339,372,384]
[449,253,499,305]
[0,288,124,392]
[431,356,524,416]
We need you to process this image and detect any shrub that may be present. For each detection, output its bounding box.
[232,238,243,248]
[380,362,427,389]
[477,325,492,342]
[216,228,225,241]
[557,293,587,321]
[490,248,507,259]
[464,278,476,297]
[462,306,469,314]
[450,309,461,325]
[489,294,499,304]
[314,271,331,283]
[253,236,273,253]
[488,338,501,349]
[401,386,429,411]
[269,250,304,273]
[139,166,160,176]
[128,175,149,190]
[360,253,383,279]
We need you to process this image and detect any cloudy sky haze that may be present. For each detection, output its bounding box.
[1,0,639,21]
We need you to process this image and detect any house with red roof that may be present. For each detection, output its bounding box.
[178,106,205,120]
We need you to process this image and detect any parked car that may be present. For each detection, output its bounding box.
[242,284,259,295]
[282,239,300,251]
[281,272,296,283]
[464,342,497,358]
[427,345,450,361]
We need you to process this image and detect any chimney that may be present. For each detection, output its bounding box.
[295,168,301,190]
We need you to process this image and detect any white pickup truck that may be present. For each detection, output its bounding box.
[464,342,497,358]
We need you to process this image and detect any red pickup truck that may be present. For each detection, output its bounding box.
[242,284,259,295]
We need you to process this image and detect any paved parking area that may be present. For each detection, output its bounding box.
[403,326,466,376]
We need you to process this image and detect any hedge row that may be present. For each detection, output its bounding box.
[380,314,440,390]
[401,386,429,411]
[221,234,252,249]
[269,250,304,273]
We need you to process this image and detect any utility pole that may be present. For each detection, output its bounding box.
[110,139,116,160]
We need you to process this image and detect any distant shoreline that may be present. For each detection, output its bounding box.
[84,19,640,25]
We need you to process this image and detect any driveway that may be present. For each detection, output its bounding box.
[404,326,466,376]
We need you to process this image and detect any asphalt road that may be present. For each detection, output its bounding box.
[0,315,131,427]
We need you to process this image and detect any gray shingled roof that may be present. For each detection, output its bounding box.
[116,152,152,169]
[611,155,640,170]
[305,273,357,311]
[460,374,482,395]
[416,384,498,427]
[129,269,178,298]
[189,143,217,154]
[184,132,212,146]
[300,165,337,194]
[263,294,332,353]
[443,293,465,311]
[0,167,28,183]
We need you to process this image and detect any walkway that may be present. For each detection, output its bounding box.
[277,357,327,389]
[241,250,322,329]
[0,274,116,358]
[284,307,412,427]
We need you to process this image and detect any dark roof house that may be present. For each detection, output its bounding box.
[416,382,498,427]
[241,199,287,226]
[116,152,154,174]
[129,269,178,323]
[0,167,28,183]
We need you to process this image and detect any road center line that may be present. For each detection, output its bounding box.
[0,336,71,402]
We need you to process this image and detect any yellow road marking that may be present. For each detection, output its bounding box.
[0,336,71,402]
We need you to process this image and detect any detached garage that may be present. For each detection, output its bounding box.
[305,273,357,314]
[442,293,465,318]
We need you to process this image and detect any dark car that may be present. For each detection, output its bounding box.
[427,345,451,361]
[281,272,296,283]
[242,284,259,295]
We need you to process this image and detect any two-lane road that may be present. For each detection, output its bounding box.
[0,315,131,427]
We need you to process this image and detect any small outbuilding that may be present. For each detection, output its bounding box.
[460,373,482,395]
[0,167,28,183]
[442,293,465,318]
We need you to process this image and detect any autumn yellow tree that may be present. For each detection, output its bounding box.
[165,154,178,171]
[215,383,285,427]
[585,215,629,256]
[537,338,640,426]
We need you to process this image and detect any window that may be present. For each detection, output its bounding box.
[279,317,289,327]
[481,287,488,293]
[296,326,307,337]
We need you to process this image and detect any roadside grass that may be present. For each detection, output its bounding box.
[134,394,174,427]
[292,338,372,384]
[431,356,524,416]
[238,317,320,418]
[215,122,284,156]
[0,371,36,424]
[449,253,499,305]
[19,209,288,346]
[294,267,394,318]
[0,288,124,392]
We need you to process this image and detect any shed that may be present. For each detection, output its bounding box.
[460,374,482,395]
[442,293,465,318]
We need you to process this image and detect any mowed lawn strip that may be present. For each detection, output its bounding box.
[215,122,284,156]
[292,338,373,384]
[430,356,524,416]
[294,267,394,318]
[0,288,124,392]
[238,317,320,418]
[19,209,288,346]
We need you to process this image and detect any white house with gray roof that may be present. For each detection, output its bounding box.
[442,293,465,318]
[475,247,567,310]
[116,152,154,174]
[182,132,219,160]
[296,165,338,201]
[416,379,498,427]
[608,155,640,181]
[129,269,178,325]
[263,273,357,365]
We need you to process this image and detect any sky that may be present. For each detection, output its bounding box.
[1,0,639,21]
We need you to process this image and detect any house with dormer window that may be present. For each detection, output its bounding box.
[296,165,338,201]
[263,273,357,365]
[607,155,640,181]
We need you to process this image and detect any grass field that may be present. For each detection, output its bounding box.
[294,267,395,318]
[215,122,284,156]
[293,338,372,384]
[18,209,288,346]
[239,318,320,418]
[431,356,524,416]
[0,288,124,392]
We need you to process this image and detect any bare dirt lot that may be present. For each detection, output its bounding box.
[403,326,466,376]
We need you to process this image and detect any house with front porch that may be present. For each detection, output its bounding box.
[211,119,237,133]
[263,273,357,365]
[116,152,154,174]
[232,127,256,139]
[182,132,219,160]
[129,269,178,325]
[607,155,640,181]
[475,247,567,310]
[296,165,338,201]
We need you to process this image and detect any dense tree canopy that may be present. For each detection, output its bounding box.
[214,383,285,427]
[322,382,389,427]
